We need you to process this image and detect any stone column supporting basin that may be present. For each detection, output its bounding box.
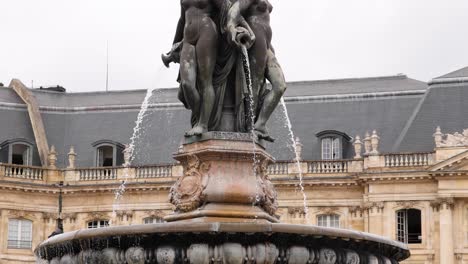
[35,222,410,263]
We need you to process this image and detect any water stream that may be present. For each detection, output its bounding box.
[240,46,261,207]
[112,66,165,219]
[280,97,309,222]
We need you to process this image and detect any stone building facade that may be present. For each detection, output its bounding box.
[0,67,467,263]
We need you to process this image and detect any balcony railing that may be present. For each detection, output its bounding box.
[79,167,117,181]
[3,164,44,180]
[307,160,350,173]
[268,161,289,175]
[136,165,173,178]
[384,152,433,167]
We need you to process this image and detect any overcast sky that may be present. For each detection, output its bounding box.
[1,0,468,92]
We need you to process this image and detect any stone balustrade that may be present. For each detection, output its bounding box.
[0,150,437,184]
[2,163,44,181]
[136,164,173,178]
[384,152,433,167]
[268,161,289,175]
[307,160,351,173]
[78,167,118,181]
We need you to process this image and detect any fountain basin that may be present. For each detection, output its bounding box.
[35,222,410,263]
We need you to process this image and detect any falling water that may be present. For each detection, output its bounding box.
[240,46,261,207]
[280,97,309,221]
[112,66,165,219]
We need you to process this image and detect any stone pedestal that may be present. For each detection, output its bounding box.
[165,132,279,223]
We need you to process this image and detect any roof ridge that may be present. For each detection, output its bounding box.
[286,74,409,85]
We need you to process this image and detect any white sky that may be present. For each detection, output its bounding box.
[1,0,468,92]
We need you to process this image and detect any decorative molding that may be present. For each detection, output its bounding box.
[434,127,468,147]
[287,207,307,217]
[62,213,77,223]
[8,209,35,220]
[87,211,109,220]
[395,201,420,209]
[430,197,455,211]
[257,158,279,216]
[363,202,385,213]
[317,207,340,215]
[145,210,166,219]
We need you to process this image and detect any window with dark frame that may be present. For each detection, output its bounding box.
[93,141,125,167]
[396,209,422,244]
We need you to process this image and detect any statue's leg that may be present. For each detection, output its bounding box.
[186,18,218,136]
[254,49,287,142]
[180,43,200,135]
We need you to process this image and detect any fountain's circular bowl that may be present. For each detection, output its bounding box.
[35,222,410,263]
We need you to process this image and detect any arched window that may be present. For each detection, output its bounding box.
[317,214,340,228]
[0,139,33,165]
[87,220,109,229]
[316,131,351,160]
[92,140,125,167]
[143,217,164,224]
[8,219,33,249]
[396,209,422,244]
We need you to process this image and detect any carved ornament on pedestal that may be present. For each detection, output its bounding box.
[256,158,278,216]
[169,155,210,212]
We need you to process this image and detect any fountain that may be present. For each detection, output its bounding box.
[35,1,410,263]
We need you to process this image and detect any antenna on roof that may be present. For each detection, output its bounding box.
[106,41,109,92]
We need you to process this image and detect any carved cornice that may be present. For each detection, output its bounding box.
[430,197,455,211]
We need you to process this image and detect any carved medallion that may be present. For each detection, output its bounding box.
[169,155,210,212]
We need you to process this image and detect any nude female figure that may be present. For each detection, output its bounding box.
[227,0,287,141]
[164,0,227,136]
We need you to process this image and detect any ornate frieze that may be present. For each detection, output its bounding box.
[115,210,134,222]
[40,243,397,264]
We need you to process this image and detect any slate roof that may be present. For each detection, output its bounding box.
[435,66,468,79]
[2,70,467,167]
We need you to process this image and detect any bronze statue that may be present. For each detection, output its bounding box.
[163,0,286,142]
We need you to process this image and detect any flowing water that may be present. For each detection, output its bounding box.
[240,46,261,207]
[112,66,165,219]
[280,98,309,221]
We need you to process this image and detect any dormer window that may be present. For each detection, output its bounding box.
[0,139,33,166]
[316,131,351,160]
[321,137,341,160]
[92,140,125,167]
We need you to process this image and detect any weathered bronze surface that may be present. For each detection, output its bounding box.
[163,0,286,142]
